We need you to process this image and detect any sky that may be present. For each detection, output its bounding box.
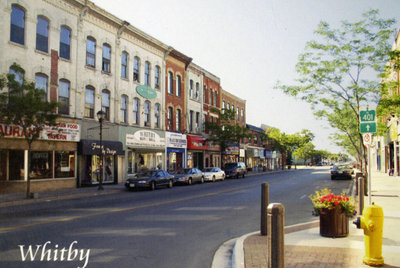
[91,0,400,154]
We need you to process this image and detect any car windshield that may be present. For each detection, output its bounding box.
[203,168,213,172]
[175,169,190,175]
[224,163,236,169]
[136,171,155,178]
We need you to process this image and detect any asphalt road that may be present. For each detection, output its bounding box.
[0,167,352,268]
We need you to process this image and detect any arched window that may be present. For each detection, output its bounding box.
[133,98,140,125]
[36,16,49,53]
[102,44,111,73]
[120,95,127,123]
[85,86,95,118]
[176,75,181,97]
[176,109,181,132]
[60,26,71,60]
[86,37,96,68]
[121,52,128,79]
[102,89,110,120]
[10,5,25,45]
[168,71,173,94]
[155,66,160,89]
[35,73,48,101]
[144,101,151,126]
[133,57,140,82]
[58,80,70,115]
[144,61,150,86]
[154,103,160,128]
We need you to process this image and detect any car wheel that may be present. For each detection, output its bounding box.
[331,176,335,180]
[222,175,225,181]
[236,173,239,179]
[242,172,245,178]
[200,176,204,184]
[168,180,173,188]
[212,176,216,182]
[188,178,192,185]
[150,181,156,191]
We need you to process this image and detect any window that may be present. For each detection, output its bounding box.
[167,107,173,130]
[214,91,218,106]
[241,108,244,123]
[237,107,240,121]
[30,151,52,179]
[203,87,206,103]
[102,44,111,73]
[222,101,226,113]
[133,98,140,125]
[196,112,200,132]
[189,80,194,98]
[86,37,96,68]
[102,90,110,120]
[60,26,71,60]
[84,86,95,118]
[10,5,25,45]
[121,52,128,79]
[210,90,213,106]
[176,75,181,97]
[58,80,70,115]
[133,57,140,82]
[35,73,48,100]
[55,151,75,178]
[154,103,160,128]
[168,72,173,94]
[36,16,49,53]
[189,110,193,132]
[195,82,199,99]
[155,66,160,89]
[176,109,181,132]
[9,67,24,85]
[144,101,150,126]
[144,61,150,86]
[120,95,127,123]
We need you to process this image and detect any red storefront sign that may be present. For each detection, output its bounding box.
[187,135,207,150]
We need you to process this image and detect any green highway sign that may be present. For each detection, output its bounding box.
[360,109,376,122]
[360,122,377,133]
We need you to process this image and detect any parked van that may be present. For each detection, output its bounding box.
[223,162,247,179]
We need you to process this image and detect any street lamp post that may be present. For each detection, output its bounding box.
[97,110,105,190]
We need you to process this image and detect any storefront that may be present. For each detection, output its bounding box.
[222,143,239,165]
[0,121,80,193]
[205,142,221,168]
[78,139,124,186]
[246,146,265,171]
[126,129,165,175]
[187,135,207,169]
[166,132,187,171]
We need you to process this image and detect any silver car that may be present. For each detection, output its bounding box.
[202,167,225,182]
[173,168,204,185]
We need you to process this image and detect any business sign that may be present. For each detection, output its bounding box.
[166,132,187,148]
[136,85,157,99]
[0,123,80,142]
[359,107,376,134]
[187,135,207,150]
[126,130,165,148]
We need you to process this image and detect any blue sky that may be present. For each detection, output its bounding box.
[92,0,400,154]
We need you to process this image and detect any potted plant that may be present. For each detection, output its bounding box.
[310,188,356,237]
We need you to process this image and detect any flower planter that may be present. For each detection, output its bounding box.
[319,207,349,237]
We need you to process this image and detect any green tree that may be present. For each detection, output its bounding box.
[293,142,315,165]
[0,63,60,198]
[276,9,396,176]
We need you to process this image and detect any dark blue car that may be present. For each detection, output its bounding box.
[125,170,174,191]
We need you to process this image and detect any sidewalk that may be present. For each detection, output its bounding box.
[217,170,400,268]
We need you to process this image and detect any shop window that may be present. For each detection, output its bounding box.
[102,89,110,121]
[102,43,111,73]
[55,151,75,178]
[155,65,160,89]
[9,150,24,180]
[133,57,140,82]
[36,16,49,53]
[10,5,25,45]
[144,61,150,86]
[60,26,71,60]
[85,86,95,118]
[86,37,96,68]
[58,80,70,115]
[120,95,127,123]
[121,51,128,79]
[30,151,53,179]
[0,150,7,180]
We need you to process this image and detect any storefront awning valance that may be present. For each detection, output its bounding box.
[79,139,124,155]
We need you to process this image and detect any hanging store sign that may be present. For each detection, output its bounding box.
[166,132,187,148]
[187,135,207,150]
[126,130,165,148]
[136,85,157,99]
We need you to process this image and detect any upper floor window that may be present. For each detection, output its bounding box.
[120,95,127,123]
[195,112,200,132]
[241,108,244,123]
[58,80,70,115]
[9,66,24,85]
[102,90,110,120]
[168,72,173,94]
[154,103,160,128]
[155,66,160,89]
[237,107,240,121]
[144,101,150,126]
[144,61,150,86]
[133,57,140,82]
[189,110,193,132]
[203,86,206,103]
[176,109,181,132]
[36,16,49,53]
[86,37,96,68]
[60,26,71,60]
[167,107,173,130]
[133,98,140,125]
[85,86,95,118]
[10,5,25,45]
[35,73,48,100]
[189,80,194,98]
[195,82,199,99]
[210,90,213,106]
[102,44,111,73]
[176,75,181,97]
[214,91,218,107]
[222,101,226,113]
[121,52,128,79]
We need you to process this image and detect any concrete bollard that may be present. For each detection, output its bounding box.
[261,183,269,236]
[268,203,285,268]
[358,177,365,215]
[355,172,363,195]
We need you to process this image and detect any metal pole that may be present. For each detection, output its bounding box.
[98,117,104,190]
[368,145,371,204]
[358,177,364,215]
[261,183,269,236]
[268,203,285,268]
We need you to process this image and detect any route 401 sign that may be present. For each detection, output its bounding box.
[359,107,377,134]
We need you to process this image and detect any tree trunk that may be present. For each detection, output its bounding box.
[26,143,32,199]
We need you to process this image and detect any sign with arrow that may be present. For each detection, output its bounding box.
[359,106,377,134]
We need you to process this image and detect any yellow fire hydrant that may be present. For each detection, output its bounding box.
[353,202,384,266]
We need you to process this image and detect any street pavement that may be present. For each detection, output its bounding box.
[213,170,400,268]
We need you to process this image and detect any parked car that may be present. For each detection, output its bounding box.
[202,167,225,182]
[223,162,247,179]
[331,165,353,180]
[173,168,204,185]
[125,170,174,190]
